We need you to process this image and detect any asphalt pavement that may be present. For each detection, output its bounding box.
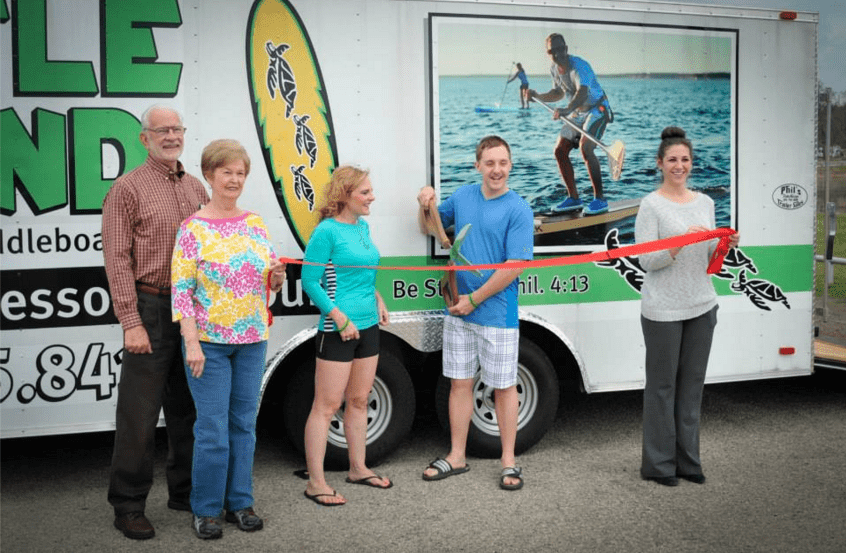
[2,368,845,553]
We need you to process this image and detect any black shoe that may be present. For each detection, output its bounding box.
[114,512,155,540]
[167,498,192,512]
[192,515,223,539]
[225,507,264,532]
[642,475,679,487]
[678,473,707,484]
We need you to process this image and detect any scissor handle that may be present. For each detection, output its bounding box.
[424,197,452,250]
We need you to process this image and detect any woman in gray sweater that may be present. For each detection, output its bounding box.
[635,127,739,487]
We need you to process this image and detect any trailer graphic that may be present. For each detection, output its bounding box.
[1,0,817,468]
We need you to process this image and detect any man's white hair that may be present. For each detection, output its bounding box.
[140,104,183,129]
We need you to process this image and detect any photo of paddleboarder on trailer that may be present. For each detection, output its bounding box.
[526,33,616,216]
[431,15,733,252]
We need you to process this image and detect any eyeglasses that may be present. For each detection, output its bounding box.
[144,126,187,136]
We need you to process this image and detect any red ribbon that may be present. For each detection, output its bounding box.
[280,227,737,273]
[265,272,274,326]
[707,236,733,275]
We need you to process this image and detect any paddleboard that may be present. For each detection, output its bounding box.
[534,197,641,234]
[474,105,530,113]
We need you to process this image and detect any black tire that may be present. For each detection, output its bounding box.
[282,349,415,469]
[435,337,559,458]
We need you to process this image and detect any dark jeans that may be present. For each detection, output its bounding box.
[108,292,195,515]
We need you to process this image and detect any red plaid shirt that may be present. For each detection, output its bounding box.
[102,156,209,330]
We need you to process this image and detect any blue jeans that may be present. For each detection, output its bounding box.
[184,340,266,516]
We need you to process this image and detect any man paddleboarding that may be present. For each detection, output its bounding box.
[527,33,614,216]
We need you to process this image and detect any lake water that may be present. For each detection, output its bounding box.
[436,75,732,243]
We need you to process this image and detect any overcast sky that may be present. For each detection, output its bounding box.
[683,0,844,91]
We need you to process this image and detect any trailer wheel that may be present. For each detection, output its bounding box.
[282,350,415,469]
[435,338,559,458]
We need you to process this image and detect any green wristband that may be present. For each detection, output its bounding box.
[468,293,479,308]
[338,318,350,332]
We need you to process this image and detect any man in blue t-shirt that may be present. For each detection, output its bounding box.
[417,136,534,491]
[527,33,613,216]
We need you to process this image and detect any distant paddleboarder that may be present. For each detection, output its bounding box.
[507,63,530,109]
[527,33,614,215]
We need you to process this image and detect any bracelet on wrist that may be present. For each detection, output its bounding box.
[468,293,479,308]
[338,318,350,332]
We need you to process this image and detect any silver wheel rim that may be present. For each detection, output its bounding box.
[470,363,538,437]
[326,375,393,448]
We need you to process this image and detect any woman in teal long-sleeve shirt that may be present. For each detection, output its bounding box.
[301,166,391,506]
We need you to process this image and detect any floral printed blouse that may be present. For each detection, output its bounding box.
[171,211,276,343]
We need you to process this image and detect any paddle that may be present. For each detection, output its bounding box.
[496,63,515,107]
[530,96,625,181]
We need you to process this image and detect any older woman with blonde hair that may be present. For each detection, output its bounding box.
[172,139,286,537]
[301,165,391,506]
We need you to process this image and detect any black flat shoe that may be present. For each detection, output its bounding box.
[677,473,706,484]
[642,475,679,487]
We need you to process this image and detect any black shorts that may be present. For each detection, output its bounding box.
[315,324,380,362]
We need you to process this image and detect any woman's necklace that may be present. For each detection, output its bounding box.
[334,214,370,249]
[357,222,370,249]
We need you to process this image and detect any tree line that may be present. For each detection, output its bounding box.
[818,96,845,154]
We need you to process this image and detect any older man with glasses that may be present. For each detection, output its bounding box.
[102,105,209,540]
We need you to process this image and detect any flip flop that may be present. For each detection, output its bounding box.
[500,466,524,491]
[345,475,393,489]
[303,489,346,507]
[422,457,470,481]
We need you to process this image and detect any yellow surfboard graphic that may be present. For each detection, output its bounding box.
[247,0,337,250]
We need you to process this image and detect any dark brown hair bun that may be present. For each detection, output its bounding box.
[657,126,693,160]
[661,126,686,141]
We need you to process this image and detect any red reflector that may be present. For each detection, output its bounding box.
[779,347,796,355]
[779,11,798,20]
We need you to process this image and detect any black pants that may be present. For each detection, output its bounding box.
[640,306,718,478]
[107,292,195,515]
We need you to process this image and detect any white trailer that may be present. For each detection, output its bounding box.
[0,0,818,465]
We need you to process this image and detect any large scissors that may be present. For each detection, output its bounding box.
[422,198,481,306]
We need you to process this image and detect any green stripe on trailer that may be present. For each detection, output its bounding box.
[376,245,813,311]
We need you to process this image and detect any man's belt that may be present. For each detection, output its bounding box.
[136,282,171,296]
